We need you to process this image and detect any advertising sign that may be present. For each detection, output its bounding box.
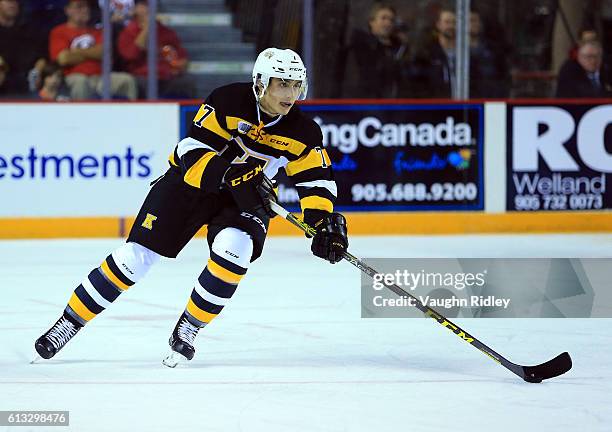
[507,104,612,211]
[0,104,177,217]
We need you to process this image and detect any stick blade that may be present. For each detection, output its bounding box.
[521,352,572,383]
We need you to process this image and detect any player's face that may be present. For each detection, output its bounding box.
[260,78,302,116]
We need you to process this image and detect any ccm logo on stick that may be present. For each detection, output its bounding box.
[512,105,612,172]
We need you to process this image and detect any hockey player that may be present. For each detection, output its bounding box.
[34,48,348,367]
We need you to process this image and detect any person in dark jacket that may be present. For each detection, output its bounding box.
[0,0,48,97]
[411,9,456,98]
[556,41,612,98]
[469,11,510,98]
[341,3,409,98]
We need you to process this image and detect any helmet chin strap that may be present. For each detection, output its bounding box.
[252,83,284,125]
[256,101,283,125]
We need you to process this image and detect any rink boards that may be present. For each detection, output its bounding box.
[0,99,610,238]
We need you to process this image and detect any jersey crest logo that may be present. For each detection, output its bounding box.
[141,213,157,230]
[246,122,266,141]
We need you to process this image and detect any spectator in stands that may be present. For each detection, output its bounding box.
[556,41,612,98]
[0,0,48,97]
[49,0,137,100]
[341,3,409,98]
[566,26,612,76]
[118,0,196,99]
[411,9,456,98]
[37,61,71,101]
[568,26,599,60]
[469,10,510,97]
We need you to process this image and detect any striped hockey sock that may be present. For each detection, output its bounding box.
[183,251,247,327]
[64,254,135,326]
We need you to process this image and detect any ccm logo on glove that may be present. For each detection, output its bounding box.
[228,165,263,186]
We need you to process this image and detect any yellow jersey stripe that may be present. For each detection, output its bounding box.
[226,116,248,130]
[68,292,96,322]
[194,105,232,140]
[286,148,328,176]
[184,152,216,188]
[186,298,218,323]
[100,260,130,291]
[262,135,305,156]
[301,196,334,213]
[207,259,243,284]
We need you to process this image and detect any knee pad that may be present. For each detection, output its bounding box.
[210,228,253,269]
[111,242,161,283]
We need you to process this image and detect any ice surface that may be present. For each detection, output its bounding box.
[1,234,611,432]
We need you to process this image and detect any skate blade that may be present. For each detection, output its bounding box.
[162,351,189,368]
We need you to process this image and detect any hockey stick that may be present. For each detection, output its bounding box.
[270,201,572,383]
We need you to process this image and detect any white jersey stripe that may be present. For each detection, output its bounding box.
[177,137,219,158]
[295,180,338,197]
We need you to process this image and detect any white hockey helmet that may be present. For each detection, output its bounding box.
[252,48,308,100]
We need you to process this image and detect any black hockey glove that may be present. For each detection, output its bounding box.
[223,161,277,219]
[304,209,348,264]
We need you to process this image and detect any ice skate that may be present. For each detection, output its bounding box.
[162,313,201,368]
[34,314,82,360]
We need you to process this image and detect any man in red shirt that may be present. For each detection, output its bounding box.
[118,0,195,98]
[49,0,137,100]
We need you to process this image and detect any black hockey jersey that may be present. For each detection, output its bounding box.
[168,82,336,214]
